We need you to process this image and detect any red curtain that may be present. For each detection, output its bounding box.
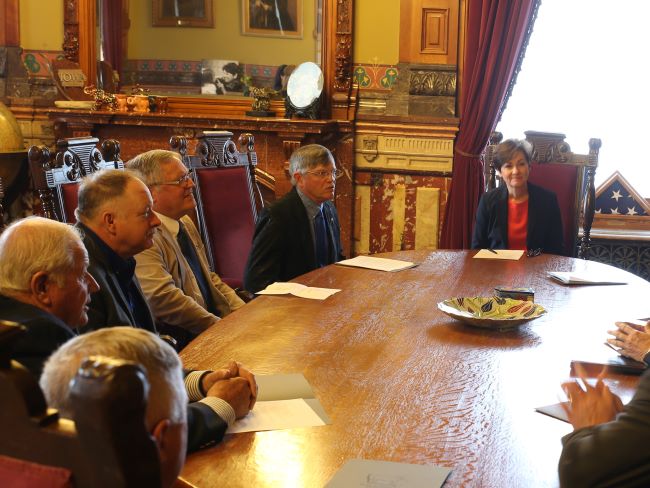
[440,0,540,249]
[101,0,124,78]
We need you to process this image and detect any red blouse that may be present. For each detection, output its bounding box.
[507,198,528,250]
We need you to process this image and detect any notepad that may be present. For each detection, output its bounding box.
[547,271,627,285]
[336,255,416,272]
[256,282,341,300]
[570,356,646,376]
[325,459,452,488]
[535,402,570,423]
[473,249,524,260]
[227,373,330,434]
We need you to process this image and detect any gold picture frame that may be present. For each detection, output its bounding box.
[242,0,302,39]
[152,0,214,28]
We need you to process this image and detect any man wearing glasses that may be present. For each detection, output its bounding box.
[244,144,344,293]
[126,150,244,346]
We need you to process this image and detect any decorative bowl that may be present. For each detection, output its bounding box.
[437,296,546,329]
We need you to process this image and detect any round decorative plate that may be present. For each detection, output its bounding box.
[437,296,546,330]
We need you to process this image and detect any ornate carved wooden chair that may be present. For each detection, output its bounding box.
[485,131,601,258]
[0,321,160,487]
[170,131,263,289]
[28,138,123,223]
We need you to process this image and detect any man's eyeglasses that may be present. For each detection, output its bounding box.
[526,248,542,257]
[153,170,193,186]
[305,169,342,179]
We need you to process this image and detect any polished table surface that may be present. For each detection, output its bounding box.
[179,250,650,487]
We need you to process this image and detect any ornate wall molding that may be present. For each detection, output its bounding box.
[355,133,453,173]
[63,0,79,62]
[409,69,457,97]
[334,0,353,93]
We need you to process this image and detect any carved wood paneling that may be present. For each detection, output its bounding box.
[589,240,650,281]
[0,0,20,46]
[421,8,449,55]
[400,0,459,65]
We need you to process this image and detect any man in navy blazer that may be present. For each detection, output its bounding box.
[0,217,99,378]
[74,169,257,452]
[244,144,345,293]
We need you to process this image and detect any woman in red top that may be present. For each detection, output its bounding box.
[471,139,564,255]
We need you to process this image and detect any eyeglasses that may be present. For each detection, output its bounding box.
[305,169,342,179]
[526,248,542,257]
[152,170,193,186]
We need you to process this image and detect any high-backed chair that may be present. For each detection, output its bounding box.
[0,321,160,488]
[485,131,601,258]
[170,131,263,289]
[28,138,123,223]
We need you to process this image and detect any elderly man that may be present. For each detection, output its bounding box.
[75,169,161,332]
[40,327,189,488]
[244,144,344,293]
[126,150,243,341]
[74,169,256,451]
[0,216,99,377]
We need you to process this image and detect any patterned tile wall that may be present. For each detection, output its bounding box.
[352,63,399,91]
[21,50,65,77]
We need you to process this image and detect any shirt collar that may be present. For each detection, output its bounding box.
[156,211,181,236]
[78,222,136,285]
[296,187,323,220]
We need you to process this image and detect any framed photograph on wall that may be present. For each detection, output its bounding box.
[242,0,303,38]
[153,0,214,28]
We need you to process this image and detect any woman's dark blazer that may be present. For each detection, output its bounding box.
[471,182,564,255]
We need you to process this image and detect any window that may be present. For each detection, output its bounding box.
[496,0,650,197]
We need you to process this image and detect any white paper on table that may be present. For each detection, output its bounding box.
[335,255,416,272]
[473,249,524,260]
[226,398,326,434]
[256,282,341,300]
[325,459,452,488]
[547,271,627,285]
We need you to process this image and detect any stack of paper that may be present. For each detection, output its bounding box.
[256,282,340,300]
[547,271,627,285]
[336,255,416,272]
[227,373,330,434]
[473,249,524,260]
[326,459,452,488]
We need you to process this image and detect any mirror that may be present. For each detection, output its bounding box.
[65,0,355,119]
[96,0,321,97]
[285,61,322,119]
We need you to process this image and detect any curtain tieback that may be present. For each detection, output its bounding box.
[455,147,483,158]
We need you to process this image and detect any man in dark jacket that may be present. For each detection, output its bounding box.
[74,169,257,452]
[244,144,345,293]
[559,367,650,486]
[0,216,98,378]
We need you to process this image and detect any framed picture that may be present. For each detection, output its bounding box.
[242,0,302,39]
[152,0,214,28]
[201,60,246,95]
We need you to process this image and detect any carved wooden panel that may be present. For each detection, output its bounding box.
[400,0,459,65]
[422,8,449,55]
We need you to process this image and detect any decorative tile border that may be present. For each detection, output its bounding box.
[127,59,202,73]
[352,63,399,91]
[21,50,65,77]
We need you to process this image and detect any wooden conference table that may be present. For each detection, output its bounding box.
[180,250,650,487]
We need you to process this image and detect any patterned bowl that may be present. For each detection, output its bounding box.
[437,296,547,330]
